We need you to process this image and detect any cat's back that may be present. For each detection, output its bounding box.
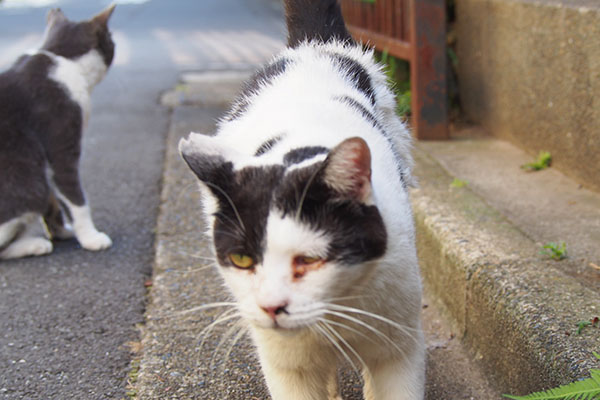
[0,53,56,126]
[217,41,411,188]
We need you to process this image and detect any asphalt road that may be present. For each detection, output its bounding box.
[0,1,284,399]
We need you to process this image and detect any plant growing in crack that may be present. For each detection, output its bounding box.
[521,151,552,171]
[541,242,567,260]
[450,178,468,188]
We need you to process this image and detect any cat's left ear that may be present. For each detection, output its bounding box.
[91,3,116,27]
[322,137,372,203]
[178,132,240,185]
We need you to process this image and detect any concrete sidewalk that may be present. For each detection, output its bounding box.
[133,71,502,399]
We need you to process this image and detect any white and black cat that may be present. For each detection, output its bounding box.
[179,0,425,398]
[0,5,116,260]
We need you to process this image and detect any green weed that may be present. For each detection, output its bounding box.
[503,352,600,400]
[521,151,552,171]
[378,49,411,119]
[450,178,468,188]
[541,242,567,261]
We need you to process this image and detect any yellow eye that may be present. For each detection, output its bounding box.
[229,253,255,269]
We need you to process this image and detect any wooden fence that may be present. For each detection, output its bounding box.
[340,0,448,140]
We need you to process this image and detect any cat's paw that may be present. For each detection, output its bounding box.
[78,231,112,251]
[25,237,54,257]
[0,237,53,259]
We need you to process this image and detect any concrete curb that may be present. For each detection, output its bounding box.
[136,72,272,399]
[411,146,600,395]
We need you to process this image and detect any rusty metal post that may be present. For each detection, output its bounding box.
[410,0,449,140]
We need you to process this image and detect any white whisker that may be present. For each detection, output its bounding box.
[198,308,241,352]
[320,320,368,382]
[318,318,376,346]
[323,309,408,360]
[173,301,237,317]
[221,324,249,368]
[314,322,360,376]
[205,182,246,232]
[295,163,323,220]
[211,321,244,370]
[214,211,246,237]
[326,303,421,343]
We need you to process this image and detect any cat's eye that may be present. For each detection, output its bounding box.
[292,255,324,279]
[229,253,255,269]
[294,256,322,265]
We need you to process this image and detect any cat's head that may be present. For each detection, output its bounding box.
[41,4,116,68]
[180,134,387,331]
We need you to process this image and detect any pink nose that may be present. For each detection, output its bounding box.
[261,303,288,321]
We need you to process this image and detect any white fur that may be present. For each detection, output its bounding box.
[183,41,424,399]
[0,217,23,249]
[0,214,53,260]
[55,193,112,251]
[42,49,108,127]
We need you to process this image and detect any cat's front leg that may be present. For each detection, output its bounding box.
[362,353,425,400]
[260,361,333,400]
[253,330,335,400]
[64,200,112,251]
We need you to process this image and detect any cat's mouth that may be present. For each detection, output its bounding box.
[255,311,320,332]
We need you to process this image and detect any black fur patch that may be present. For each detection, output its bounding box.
[226,58,290,121]
[334,95,383,132]
[283,146,329,167]
[183,150,386,268]
[274,164,387,265]
[285,0,353,47]
[333,54,375,105]
[181,150,286,267]
[255,135,283,156]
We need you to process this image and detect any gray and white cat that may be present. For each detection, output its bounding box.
[0,5,116,260]
[179,0,425,398]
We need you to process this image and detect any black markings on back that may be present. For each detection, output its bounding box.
[285,0,353,48]
[333,54,375,105]
[334,95,383,132]
[226,58,290,121]
[255,135,283,156]
[283,146,329,167]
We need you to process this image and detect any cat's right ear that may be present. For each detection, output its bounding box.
[91,3,116,28]
[322,137,373,204]
[178,133,235,186]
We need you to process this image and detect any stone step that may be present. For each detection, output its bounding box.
[412,130,600,395]
[456,0,600,191]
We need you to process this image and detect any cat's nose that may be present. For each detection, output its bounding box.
[261,303,288,321]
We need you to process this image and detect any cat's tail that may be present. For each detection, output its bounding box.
[284,0,353,48]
